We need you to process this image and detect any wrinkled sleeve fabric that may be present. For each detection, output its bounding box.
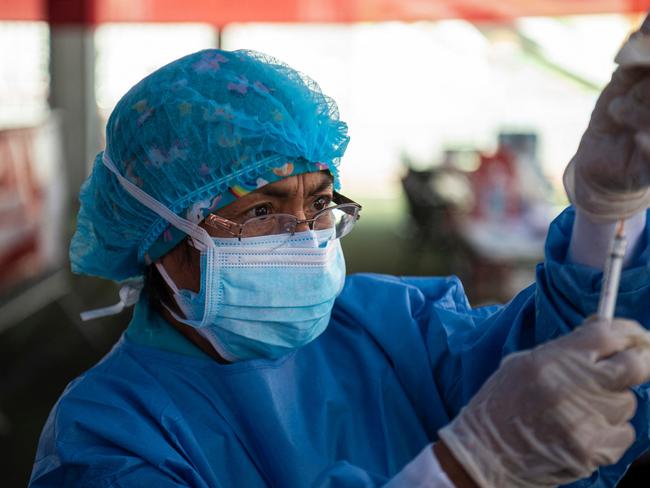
[335,207,650,488]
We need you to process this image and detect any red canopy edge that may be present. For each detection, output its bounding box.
[2,0,650,25]
[0,0,44,21]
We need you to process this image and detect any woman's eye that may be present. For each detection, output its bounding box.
[247,204,272,218]
[313,196,332,211]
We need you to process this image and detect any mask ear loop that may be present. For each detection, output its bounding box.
[155,261,235,362]
[155,262,181,294]
[154,261,196,323]
[102,152,220,328]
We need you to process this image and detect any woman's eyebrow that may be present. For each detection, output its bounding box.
[255,174,333,198]
[255,186,293,198]
[309,177,334,195]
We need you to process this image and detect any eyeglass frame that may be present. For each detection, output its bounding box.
[203,192,362,240]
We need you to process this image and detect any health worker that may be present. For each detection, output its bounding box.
[29,43,650,488]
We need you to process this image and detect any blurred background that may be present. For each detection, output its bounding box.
[2,0,650,485]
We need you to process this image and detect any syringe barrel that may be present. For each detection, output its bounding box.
[597,234,628,320]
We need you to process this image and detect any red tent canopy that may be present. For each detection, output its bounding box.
[2,0,650,25]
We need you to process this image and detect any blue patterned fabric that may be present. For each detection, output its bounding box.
[70,49,348,282]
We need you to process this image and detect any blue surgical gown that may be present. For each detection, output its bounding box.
[30,208,650,487]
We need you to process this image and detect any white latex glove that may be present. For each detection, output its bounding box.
[564,16,650,222]
[438,317,650,488]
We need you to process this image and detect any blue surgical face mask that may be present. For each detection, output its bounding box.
[156,230,346,362]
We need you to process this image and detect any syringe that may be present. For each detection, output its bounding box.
[596,220,628,320]
[595,11,648,320]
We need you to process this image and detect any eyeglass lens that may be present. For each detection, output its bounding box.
[240,205,358,242]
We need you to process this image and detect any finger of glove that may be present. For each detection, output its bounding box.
[635,131,650,161]
[540,417,635,484]
[625,142,650,188]
[595,344,650,390]
[615,15,650,67]
[556,384,637,425]
[608,66,650,98]
[590,66,650,133]
[641,13,650,34]
[582,422,636,467]
[555,317,649,360]
[609,317,650,348]
[595,67,650,108]
[609,94,650,131]
[572,388,637,426]
[552,416,618,476]
[591,15,650,130]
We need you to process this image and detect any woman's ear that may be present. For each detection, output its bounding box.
[159,238,201,293]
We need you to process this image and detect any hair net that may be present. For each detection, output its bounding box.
[70,49,349,282]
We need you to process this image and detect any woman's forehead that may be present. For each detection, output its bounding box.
[252,171,334,197]
[209,171,334,217]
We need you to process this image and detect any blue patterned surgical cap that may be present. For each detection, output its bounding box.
[70,49,350,282]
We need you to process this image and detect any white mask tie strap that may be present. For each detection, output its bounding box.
[102,152,213,250]
[80,281,143,321]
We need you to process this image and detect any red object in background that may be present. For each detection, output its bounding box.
[0,128,44,291]
[471,147,521,220]
[1,0,650,25]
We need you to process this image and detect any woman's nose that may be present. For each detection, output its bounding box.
[281,199,308,232]
[292,208,310,232]
[294,219,310,233]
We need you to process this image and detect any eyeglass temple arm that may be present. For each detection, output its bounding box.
[333,192,354,205]
[207,214,242,237]
[333,192,362,219]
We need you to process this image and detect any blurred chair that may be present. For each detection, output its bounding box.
[400,164,474,282]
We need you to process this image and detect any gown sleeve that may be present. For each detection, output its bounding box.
[334,206,650,488]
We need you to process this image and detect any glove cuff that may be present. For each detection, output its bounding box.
[438,410,539,488]
[563,159,650,223]
[438,424,490,488]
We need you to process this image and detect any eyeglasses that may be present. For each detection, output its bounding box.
[203,192,361,246]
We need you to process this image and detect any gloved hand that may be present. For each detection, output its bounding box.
[438,317,650,488]
[564,17,650,222]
